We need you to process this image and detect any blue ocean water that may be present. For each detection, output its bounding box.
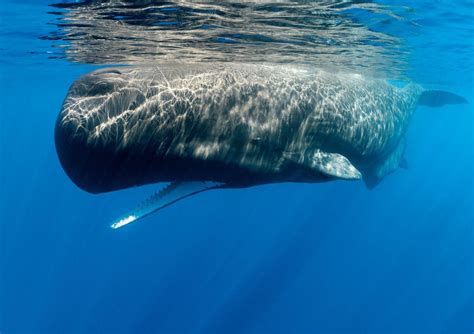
[1,1,473,333]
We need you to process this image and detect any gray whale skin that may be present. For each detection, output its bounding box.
[54,63,467,228]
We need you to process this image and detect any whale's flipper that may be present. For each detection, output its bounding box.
[418,90,468,107]
[310,150,362,180]
[111,181,223,229]
[283,150,362,180]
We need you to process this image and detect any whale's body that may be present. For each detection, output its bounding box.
[56,64,420,190]
[54,63,465,228]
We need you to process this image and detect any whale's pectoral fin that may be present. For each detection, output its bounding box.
[310,150,362,180]
[111,181,224,229]
[418,90,468,108]
[284,150,362,180]
[311,150,362,180]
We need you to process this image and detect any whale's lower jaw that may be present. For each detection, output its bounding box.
[110,181,225,229]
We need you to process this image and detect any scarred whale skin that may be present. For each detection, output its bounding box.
[55,63,422,194]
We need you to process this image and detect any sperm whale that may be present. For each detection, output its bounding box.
[54,63,467,228]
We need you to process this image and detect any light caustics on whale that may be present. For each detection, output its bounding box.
[54,63,467,229]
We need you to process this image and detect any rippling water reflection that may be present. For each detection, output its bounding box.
[44,0,412,78]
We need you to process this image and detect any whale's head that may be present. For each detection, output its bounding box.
[55,68,158,194]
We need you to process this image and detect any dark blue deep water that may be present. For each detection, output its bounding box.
[1,1,473,333]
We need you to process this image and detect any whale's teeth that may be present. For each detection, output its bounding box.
[110,181,224,229]
[111,215,138,229]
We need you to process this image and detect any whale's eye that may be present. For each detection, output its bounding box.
[129,100,139,110]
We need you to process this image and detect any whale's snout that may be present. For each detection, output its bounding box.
[54,68,153,194]
[54,112,117,194]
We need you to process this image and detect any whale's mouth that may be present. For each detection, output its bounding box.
[110,181,224,229]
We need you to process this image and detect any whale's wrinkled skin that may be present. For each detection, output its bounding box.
[54,63,444,227]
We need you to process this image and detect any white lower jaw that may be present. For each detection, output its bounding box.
[110,181,224,229]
